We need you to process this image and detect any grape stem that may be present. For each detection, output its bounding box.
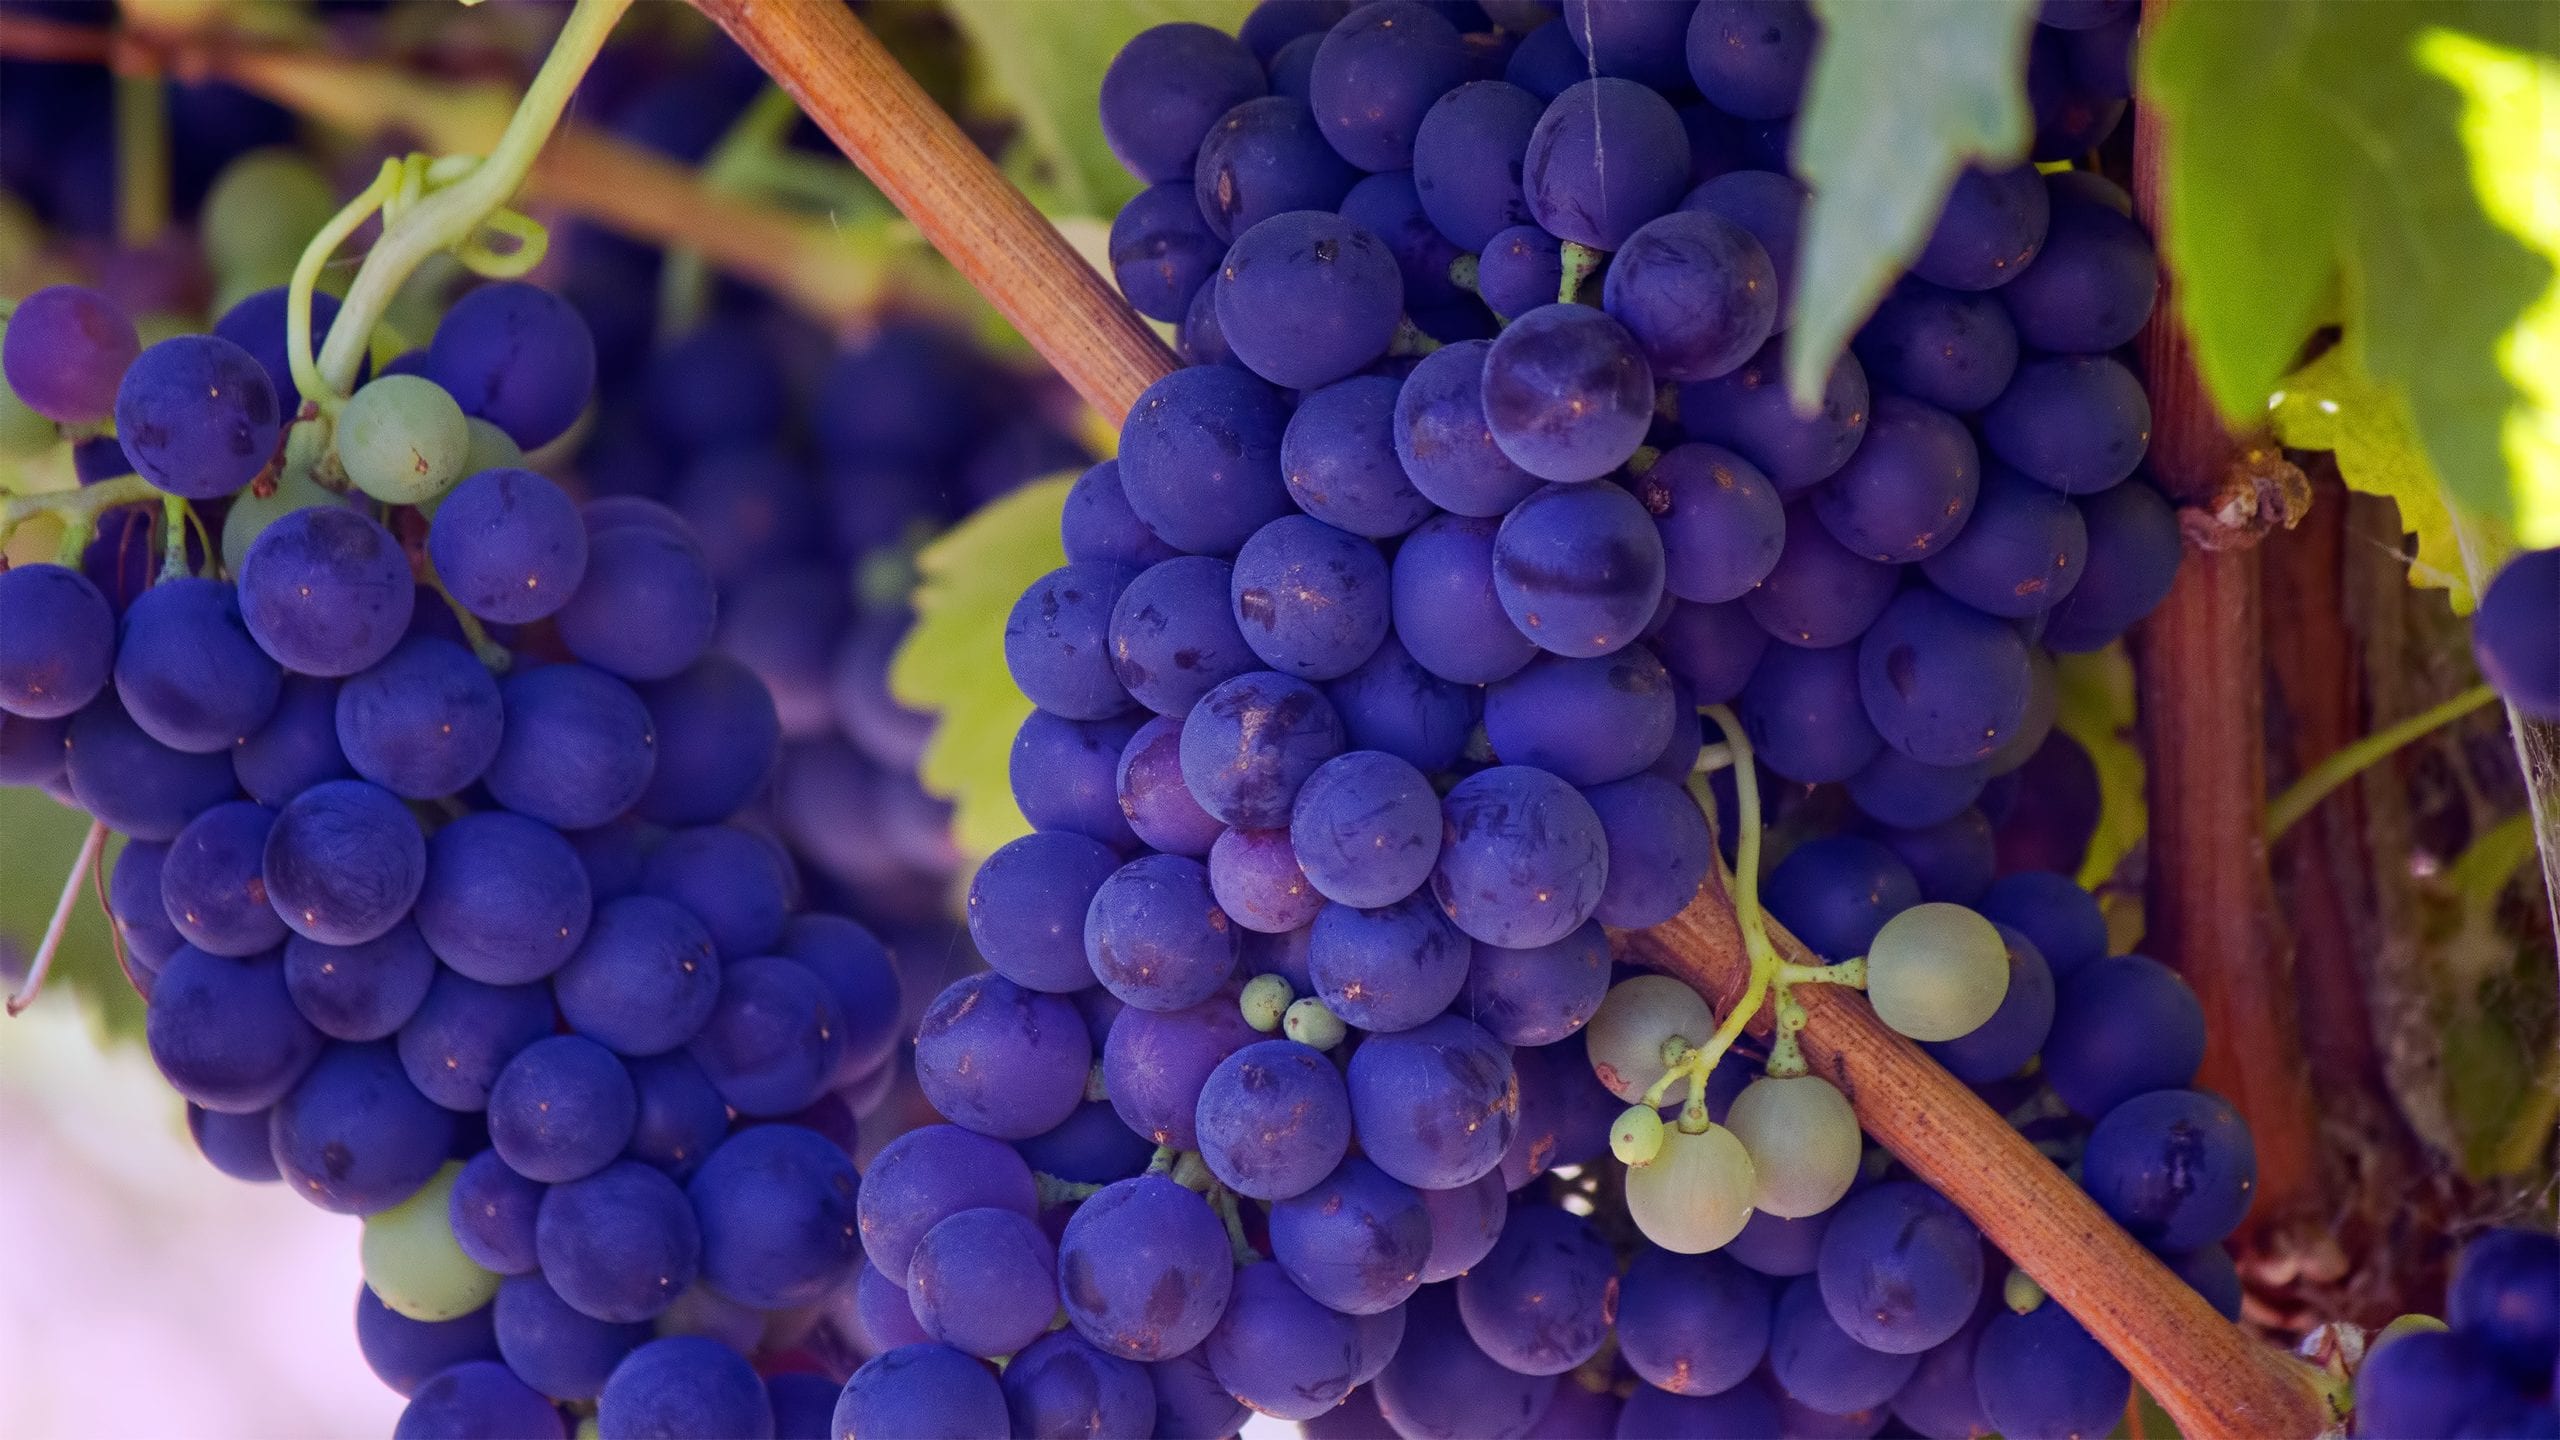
[1207,1185,1260,1266]
[157,495,189,580]
[424,576,515,674]
[2263,681,2500,841]
[7,818,108,1016]
[1035,1172,1109,1209]
[0,473,159,561]
[1557,240,1605,305]
[296,0,634,406]
[1387,317,1442,358]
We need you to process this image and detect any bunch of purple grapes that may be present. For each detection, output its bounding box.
[0,268,918,1437]
[2356,1228,2560,1438]
[570,305,1090,936]
[825,0,2273,1437]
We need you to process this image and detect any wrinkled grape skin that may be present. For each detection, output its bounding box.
[1215,210,1406,391]
[1457,1204,1619,1376]
[1482,306,1658,485]
[1345,1014,1520,1191]
[1058,1174,1236,1362]
[1308,1,1471,172]
[1523,79,1691,251]
[1395,344,1543,521]
[1413,81,1544,251]
[1616,1247,1772,1397]
[1431,765,1610,949]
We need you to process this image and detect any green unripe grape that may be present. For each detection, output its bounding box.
[1240,972,1293,1033]
[1612,1104,1665,1166]
[1584,974,1715,1102]
[222,467,346,575]
[338,375,471,504]
[361,1162,498,1322]
[202,148,337,288]
[1724,1074,1861,1219]
[463,417,524,475]
[1624,1121,1756,1254]
[1282,997,1345,1051]
[1865,902,2010,1042]
[2004,1266,2047,1315]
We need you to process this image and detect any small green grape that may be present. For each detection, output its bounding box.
[1624,1121,1756,1254]
[2003,1266,2047,1315]
[1865,902,2010,1042]
[1282,997,1345,1051]
[221,467,345,575]
[463,417,524,475]
[1239,973,1293,1033]
[1584,974,1715,1103]
[337,375,472,505]
[1724,1074,1860,1218]
[1611,1104,1665,1166]
[361,1161,498,1322]
[202,149,337,289]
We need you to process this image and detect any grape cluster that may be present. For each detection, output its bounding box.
[569,305,1090,935]
[826,0,2259,1435]
[1,254,921,1436]
[2356,1228,2560,1438]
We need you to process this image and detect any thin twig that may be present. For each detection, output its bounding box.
[10,819,109,1016]
[2267,682,2501,842]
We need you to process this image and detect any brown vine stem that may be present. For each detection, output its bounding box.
[1621,890,2327,1440]
[689,3,2327,1435]
[0,13,883,331]
[686,0,1177,425]
[2131,25,2328,1236]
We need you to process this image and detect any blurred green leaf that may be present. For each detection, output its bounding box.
[0,788,142,1044]
[2270,345,2485,615]
[889,474,1071,861]
[942,0,1258,219]
[2143,3,2560,546]
[2053,646,2146,894]
[1786,0,2039,406]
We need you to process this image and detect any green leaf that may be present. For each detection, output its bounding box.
[2142,2,2560,544]
[889,474,1072,861]
[2270,345,2485,614]
[1785,0,2040,407]
[0,789,143,1045]
[941,0,1258,219]
[2051,646,2146,894]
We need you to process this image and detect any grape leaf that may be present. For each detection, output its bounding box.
[888,474,1071,861]
[2142,3,2560,544]
[2270,345,2484,615]
[1784,0,2040,407]
[0,789,143,1045]
[2052,646,2145,894]
[942,0,1258,220]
